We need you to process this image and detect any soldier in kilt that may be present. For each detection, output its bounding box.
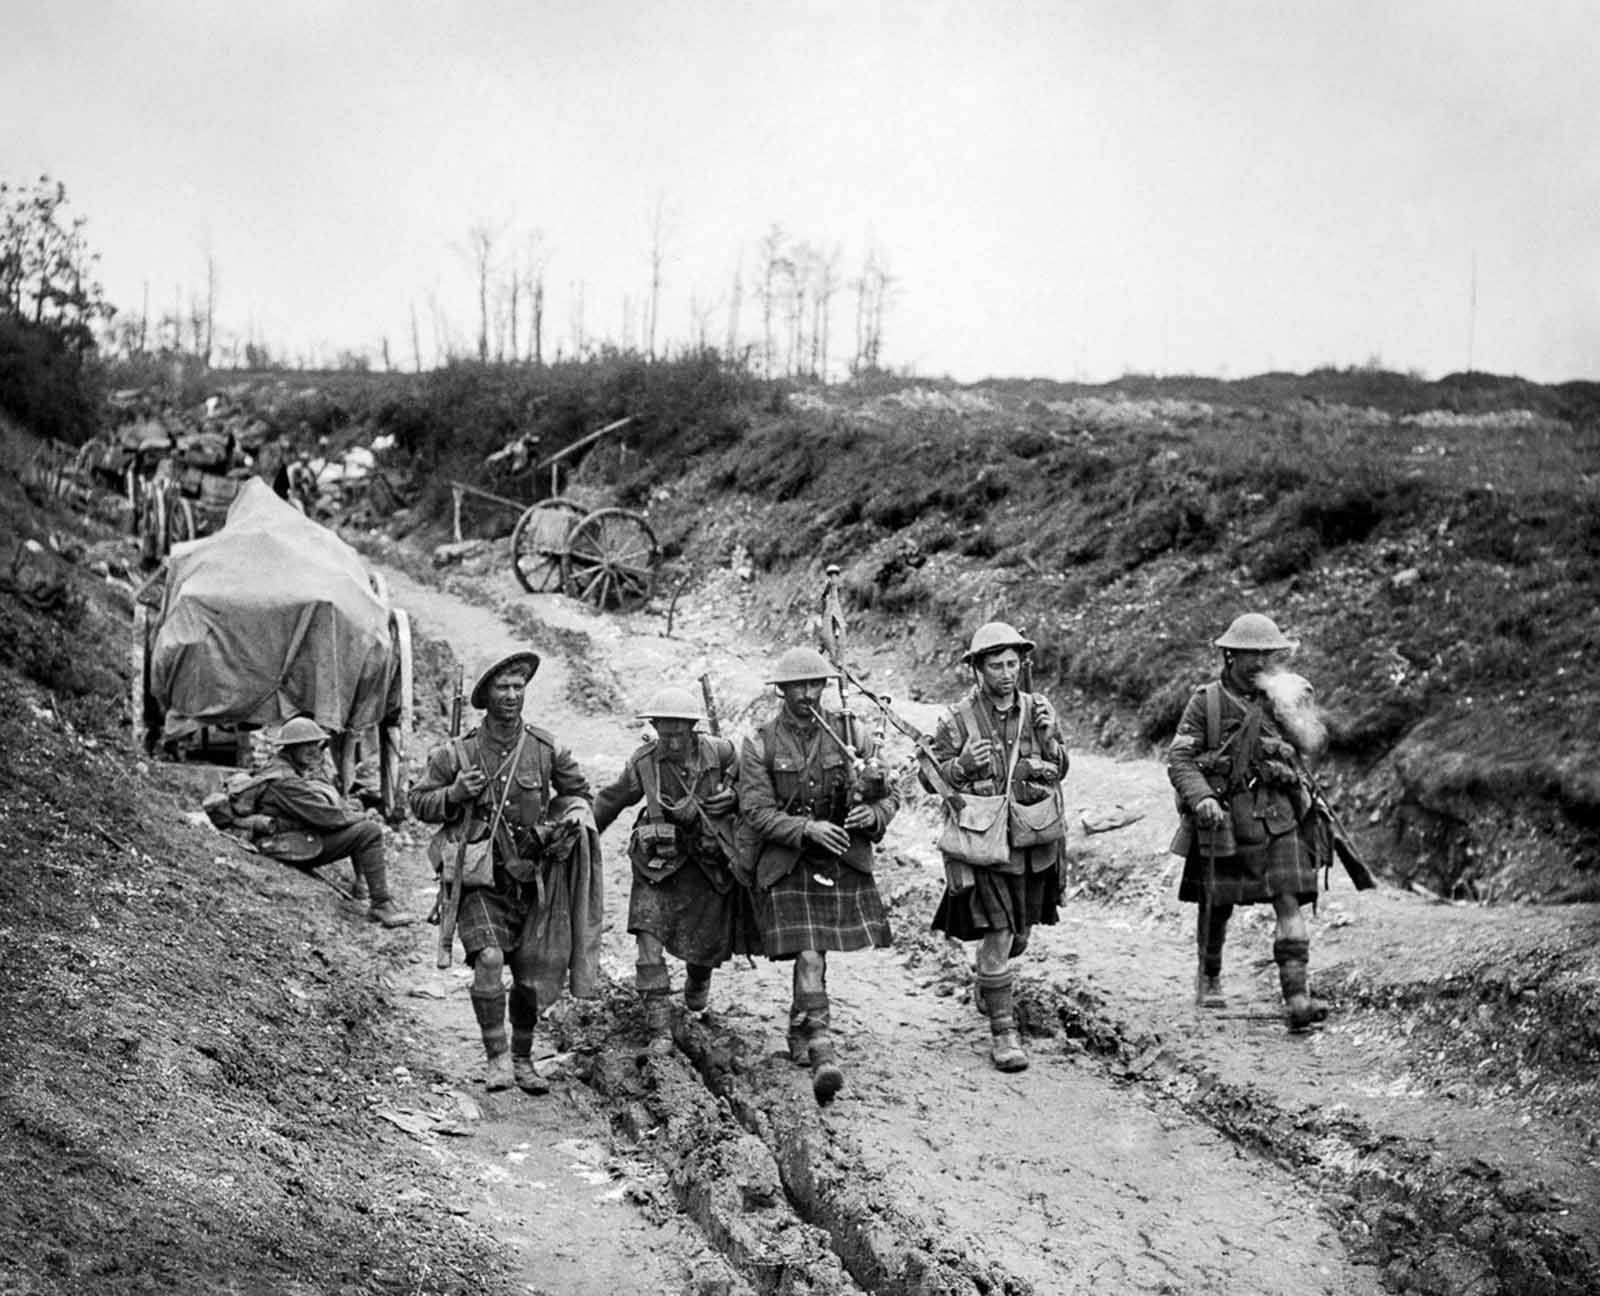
[594,685,754,1048]
[735,647,899,1104]
[928,621,1069,1073]
[1167,613,1333,1032]
[410,650,593,1092]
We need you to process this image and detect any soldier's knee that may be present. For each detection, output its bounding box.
[474,947,506,979]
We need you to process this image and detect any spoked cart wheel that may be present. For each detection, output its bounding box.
[510,498,585,593]
[165,494,197,551]
[378,607,413,821]
[562,507,659,611]
[128,603,162,753]
[137,483,168,568]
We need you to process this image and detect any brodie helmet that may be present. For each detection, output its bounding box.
[768,646,837,684]
[470,649,542,709]
[962,621,1036,665]
[1214,613,1296,652]
[639,686,704,722]
[272,716,330,746]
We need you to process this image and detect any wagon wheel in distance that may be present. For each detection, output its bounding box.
[510,498,585,594]
[137,483,168,568]
[165,490,197,553]
[562,507,659,611]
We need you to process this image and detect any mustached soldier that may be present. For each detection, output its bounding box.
[410,650,595,1092]
[1167,613,1332,1032]
[736,646,899,1104]
[593,686,748,1046]
[927,621,1069,1072]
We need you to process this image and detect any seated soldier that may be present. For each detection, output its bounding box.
[251,716,415,927]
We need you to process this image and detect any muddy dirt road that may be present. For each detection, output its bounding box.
[372,556,1383,1295]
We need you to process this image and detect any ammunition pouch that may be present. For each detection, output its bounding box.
[629,819,685,884]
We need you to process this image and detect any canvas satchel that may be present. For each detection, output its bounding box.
[936,721,1023,869]
[1006,694,1067,847]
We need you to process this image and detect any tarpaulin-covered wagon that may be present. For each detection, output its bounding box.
[131,479,413,817]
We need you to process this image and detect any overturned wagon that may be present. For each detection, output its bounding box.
[131,479,413,817]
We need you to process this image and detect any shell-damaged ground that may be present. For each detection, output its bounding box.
[3,427,1598,1296]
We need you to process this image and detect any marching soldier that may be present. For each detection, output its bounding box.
[736,646,899,1104]
[410,650,596,1092]
[593,686,748,1045]
[927,621,1069,1072]
[1167,613,1333,1032]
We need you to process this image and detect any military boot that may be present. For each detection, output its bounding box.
[977,971,1029,1072]
[483,1051,515,1092]
[1274,937,1329,1032]
[797,990,843,1103]
[637,961,674,1054]
[1195,963,1227,1009]
[786,1000,812,1066]
[471,986,510,1086]
[683,964,713,1013]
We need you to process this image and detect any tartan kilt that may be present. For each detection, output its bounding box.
[933,849,1062,941]
[629,862,761,966]
[753,857,891,959]
[455,883,533,960]
[1178,823,1321,906]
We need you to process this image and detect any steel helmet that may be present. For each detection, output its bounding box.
[272,716,330,746]
[962,621,1036,665]
[470,649,542,709]
[768,646,837,684]
[639,686,704,722]
[1214,613,1296,652]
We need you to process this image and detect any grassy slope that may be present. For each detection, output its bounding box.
[622,374,1600,902]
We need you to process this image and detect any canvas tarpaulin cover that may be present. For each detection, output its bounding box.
[151,478,395,733]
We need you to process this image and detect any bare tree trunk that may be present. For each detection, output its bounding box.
[204,255,217,367]
[410,301,422,372]
[508,275,520,363]
[725,264,742,362]
[570,279,586,358]
[532,279,544,366]
[466,225,496,363]
[645,197,670,361]
[757,225,785,378]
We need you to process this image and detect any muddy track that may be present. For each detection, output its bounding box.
[371,550,1599,1296]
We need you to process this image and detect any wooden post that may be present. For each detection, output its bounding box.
[452,484,463,542]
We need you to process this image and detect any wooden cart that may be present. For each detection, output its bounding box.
[508,498,659,610]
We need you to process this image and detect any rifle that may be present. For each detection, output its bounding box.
[699,672,721,738]
[434,663,467,968]
[1300,763,1378,891]
[831,660,965,815]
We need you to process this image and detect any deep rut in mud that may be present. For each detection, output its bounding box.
[373,559,1381,1296]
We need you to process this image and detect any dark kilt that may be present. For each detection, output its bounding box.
[933,846,1062,941]
[1178,820,1324,907]
[754,856,891,959]
[456,882,533,961]
[629,862,762,965]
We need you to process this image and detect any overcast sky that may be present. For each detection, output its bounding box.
[5,1,1595,382]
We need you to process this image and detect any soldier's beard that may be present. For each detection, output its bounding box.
[1260,670,1327,756]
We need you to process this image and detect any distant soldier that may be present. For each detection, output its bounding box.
[593,686,747,1045]
[409,651,597,1093]
[234,716,414,927]
[1167,613,1332,1032]
[736,647,899,1104]
[927,621,1069,1073]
